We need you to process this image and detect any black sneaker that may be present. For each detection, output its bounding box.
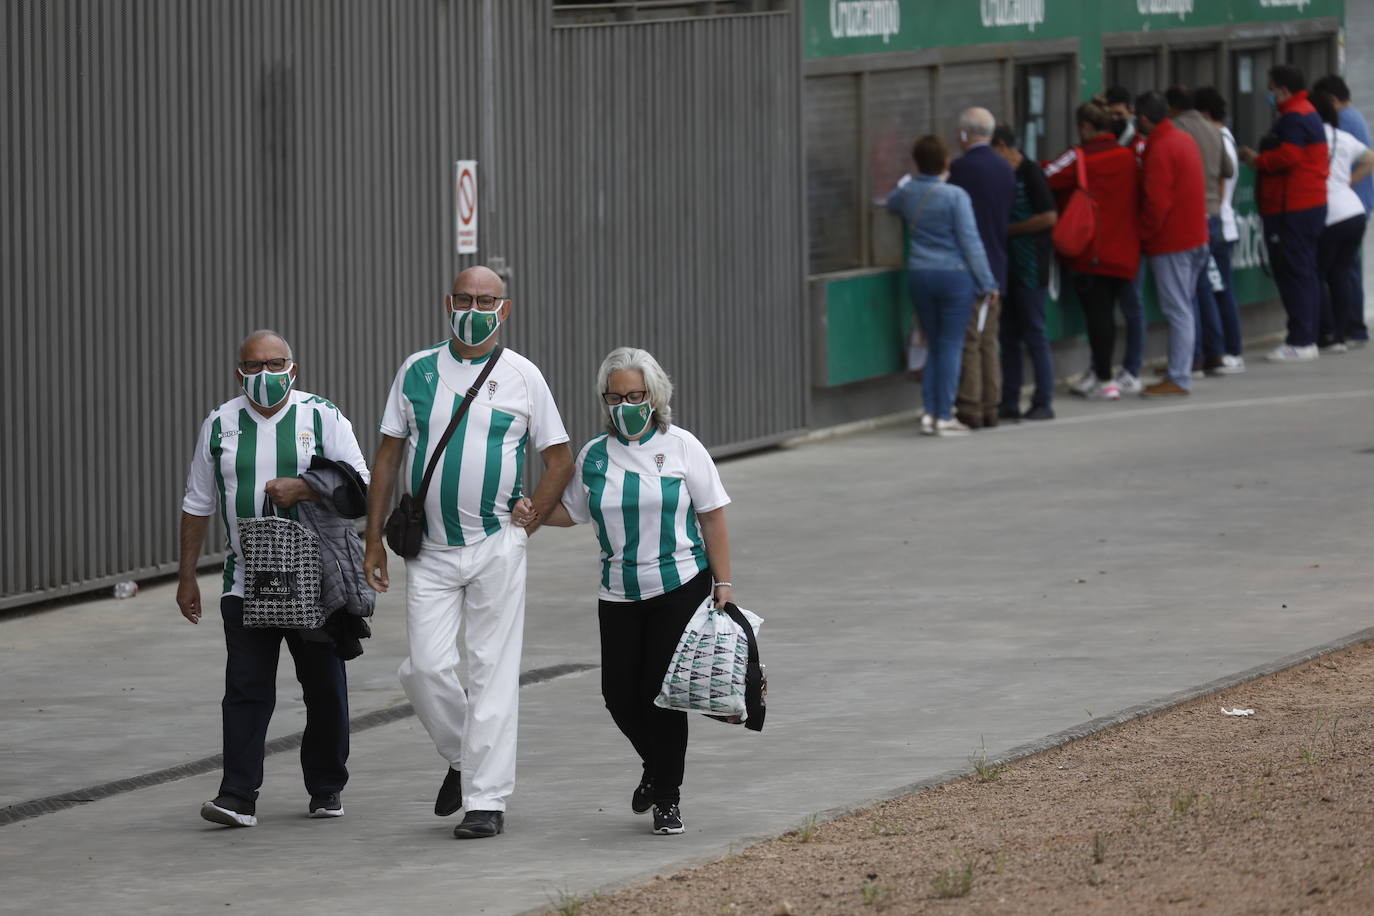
[651,804,684,835]
[1023,404,1055,421]
[632,779,654,815]
[434,767,463,817]
[453,809,504,839]
[308,792,344,818]
[200,794,257,828]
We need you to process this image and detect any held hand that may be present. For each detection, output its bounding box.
[1238,147,1257,167]
[713,584,734,608]
[986,289,1000,308]
[511,497,539,528]
[177,578,202,624]
[364,540,390,592]
[265,477,313,509]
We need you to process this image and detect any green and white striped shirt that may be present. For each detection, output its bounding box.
[380,342,568,550]
[182,390,370,597]
[562,425,730,602]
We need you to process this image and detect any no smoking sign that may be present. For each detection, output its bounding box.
[455,160,477,254]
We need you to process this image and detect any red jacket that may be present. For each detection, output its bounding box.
[1253,90,1329,215]
[1138,118,1208,256]
[1044,135,1140,279]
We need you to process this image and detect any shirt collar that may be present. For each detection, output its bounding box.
[446,340,494,364]
[613,424,658,447]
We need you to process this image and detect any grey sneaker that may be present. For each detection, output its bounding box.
[652,804,684,835]
[201,794,257,828]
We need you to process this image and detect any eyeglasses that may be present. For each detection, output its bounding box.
[239,358,292,373]
[446,293,508,312]
[602,390,648,406]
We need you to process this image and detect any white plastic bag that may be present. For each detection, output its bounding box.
[655,597,764,720]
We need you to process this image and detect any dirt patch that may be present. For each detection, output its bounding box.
[568,639,1374,915]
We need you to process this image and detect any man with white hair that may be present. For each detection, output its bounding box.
[364,265,573,839]
[948,106,1017,429]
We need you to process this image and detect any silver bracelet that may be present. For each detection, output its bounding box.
[713,582,733,589]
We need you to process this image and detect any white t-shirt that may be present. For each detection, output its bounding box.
[1219,126,1240,243]
[1324,125,1371,226]
[379,342,569,550]
[562,424,730,602]
[182,390,370,597]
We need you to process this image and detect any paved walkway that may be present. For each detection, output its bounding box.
[2,352,1372,915]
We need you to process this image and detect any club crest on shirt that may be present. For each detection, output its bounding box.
[297,430,316,452]
[654,453,665,472]
[487,380,499,400]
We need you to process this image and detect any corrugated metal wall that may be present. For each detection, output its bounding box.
[1,1,805,608]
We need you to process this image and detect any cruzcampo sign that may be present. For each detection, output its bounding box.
[805,0,1343,59]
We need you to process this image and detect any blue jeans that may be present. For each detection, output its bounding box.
[1117,260,1146,377]
[1264,206,1327,347]
[219,596,350,802]
[1211,223,1243,357]
[999,281,1054,411]
[1193,215,1227,363]
[910,269,975,420]
[1149,247,1208,389]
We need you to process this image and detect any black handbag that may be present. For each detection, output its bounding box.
[384,344,503,558]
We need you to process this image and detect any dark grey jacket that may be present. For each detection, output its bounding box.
[297,455,375,622]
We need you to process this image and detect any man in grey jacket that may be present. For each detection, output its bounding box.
[1168,85,1235,373]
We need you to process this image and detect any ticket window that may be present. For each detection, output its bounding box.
[1232,47,1276,149]
[805,74,861,274]
[1287,39,1333,88]
[1171,47,1220,92]
[1107,52,1158,98]
[1014,60,1071,162]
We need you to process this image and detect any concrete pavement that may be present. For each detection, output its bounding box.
[2,350,1373,915]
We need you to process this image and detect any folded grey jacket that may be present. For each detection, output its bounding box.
[297,456,375,621]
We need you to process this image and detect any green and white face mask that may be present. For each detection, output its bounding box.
[450,306,502,347]
[240,364,295,409]
[610,401,654,440]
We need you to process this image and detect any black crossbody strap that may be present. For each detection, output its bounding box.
[414,344,504,503]
[721,602,766,732]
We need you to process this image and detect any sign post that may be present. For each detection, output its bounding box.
[455,160,478,254]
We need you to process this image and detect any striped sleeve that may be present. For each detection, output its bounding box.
[560,439,595,525]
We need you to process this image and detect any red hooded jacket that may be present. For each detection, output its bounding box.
[1138,118,1208,256]
[1044,135,1141,279]
[1253,90,1329,215]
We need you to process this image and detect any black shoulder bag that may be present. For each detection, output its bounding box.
[384,344,504,558]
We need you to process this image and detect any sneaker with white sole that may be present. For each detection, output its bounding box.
[1320,341,1349,354]
[934,417,971,437]
[1114,370,1143,394]
[919,413,936,436]
[201,794,257,828]
[1213,354,1246,374]
[652,804,685,835]
[1068,366,1097,397]
[309,793,344,818]
[1082,379,1120,401]
[1265,344,1319,362]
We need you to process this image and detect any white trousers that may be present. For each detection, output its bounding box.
[398,524,527,811]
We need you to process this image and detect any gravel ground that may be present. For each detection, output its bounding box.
[561,638,1374,915]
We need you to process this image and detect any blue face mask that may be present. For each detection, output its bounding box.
[1266,91,1278,111]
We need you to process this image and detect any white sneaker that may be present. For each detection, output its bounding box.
[1083,379,1120,401]
[1265,344,1319,362]
[1069,366,1097,397]
[1114,370,1144,394]
[935,418,971,437]
[1319,341,1349,354]
[919,414,936,436]
[1213,354,1246,374]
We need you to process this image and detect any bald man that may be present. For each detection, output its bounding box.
[179,330,371,827]
[365,266,574,839]
[948,106,1016,428]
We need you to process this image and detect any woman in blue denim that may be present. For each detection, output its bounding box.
[886,135,999,436]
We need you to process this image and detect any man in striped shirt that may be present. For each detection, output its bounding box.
[179,330,371,828]
[364,265,573,839]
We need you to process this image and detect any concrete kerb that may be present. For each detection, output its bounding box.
[0,662,597,828]
[514,625,1374,916]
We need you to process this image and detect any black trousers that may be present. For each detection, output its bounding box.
[598,569,712,807]
[1074,273,1129,382]
[219,596,349,802]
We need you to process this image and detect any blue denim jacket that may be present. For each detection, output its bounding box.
[885,175,997,296]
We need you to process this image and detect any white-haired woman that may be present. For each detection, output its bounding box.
[517,347,733,836]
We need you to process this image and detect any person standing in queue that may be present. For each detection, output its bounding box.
[364,266,574,839]
[179,330,370,827]
[517,347,733,836]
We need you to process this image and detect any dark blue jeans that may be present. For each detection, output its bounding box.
[999,281,1054,411]
[1211,221,1243,357]
[1117,260,1146,377]
[1264,206,1327,347]
[219,596,349,802]
[1318,214,1367,345]
[909,269,975,420]
[1193,215,1228,362]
